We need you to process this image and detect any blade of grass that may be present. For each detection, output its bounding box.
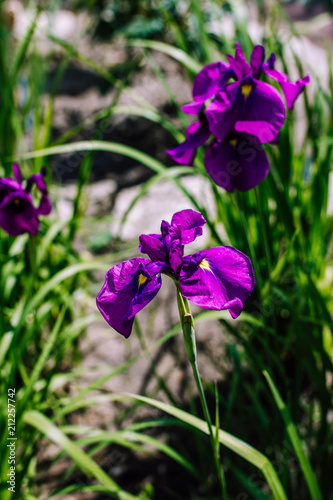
[17,306,67,418]
[16,141,166,174]
[126,39,202,74]
[120,393,288,500]
[23,411,137,500]
[263,371,323,500]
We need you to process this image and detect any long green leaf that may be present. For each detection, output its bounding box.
[23,411,137,500]
[263,371,323,500]
[121,393,288,500]
[127,39,202,73]
[16,141,166,174]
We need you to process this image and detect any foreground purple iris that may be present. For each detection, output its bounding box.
[167,43,309,192]
[97,209,255,337]
[0,164,52,236]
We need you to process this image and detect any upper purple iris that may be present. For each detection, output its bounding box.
[0,164,52,236]
[167,43,309,192]
[96,209,255,338]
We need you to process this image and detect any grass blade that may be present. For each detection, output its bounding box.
[121,393,288,500]
[16,141,166,174]
[23,411,137,500]
[263,371,323,500]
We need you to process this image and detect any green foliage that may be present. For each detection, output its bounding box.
[0,0,332,499]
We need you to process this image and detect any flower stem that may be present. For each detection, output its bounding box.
[176,286,228,499]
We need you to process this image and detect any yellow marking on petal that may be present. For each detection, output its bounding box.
[138,274,148,287]
[13,198,20,205]
[229,139,238,148]
[241,83,253,100]
[198,258,213,272]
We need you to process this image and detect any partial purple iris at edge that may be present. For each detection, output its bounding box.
[0,164,52,236]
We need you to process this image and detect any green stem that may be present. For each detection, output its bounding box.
[176,286,228,499]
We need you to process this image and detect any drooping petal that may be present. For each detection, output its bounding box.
[0,191,39,236]
[279,75,310,110]
[226,42,251,80]
[234,78,286,143]
[204,135,269,192]
[36,193,52,216]
[139,233,167,262]
[96,258,162,338]
[26,169,52,216]
[264,68,310,110]
[179,247,255,318]
[181,101,205,115]
[171,209,206,244]
[192,61,235,102]
[166,121,210,165]
[262,52,310,109]
[250,45,265,78]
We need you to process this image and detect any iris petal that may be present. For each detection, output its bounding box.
[171,209,206,244]
[206,84,241,140]
[264,68,310,110]
[234,79,285,143]
[204,135,269,192]
[166,121,210,166]
[139,234,167,262]
[180,247,255,317]
[96,258,162,338]
[12,163,23,185]
[181,102,205,115]
[192,61,235,102]
[226,42,252,80]
[250,45,265,78]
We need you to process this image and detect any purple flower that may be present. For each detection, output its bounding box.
[206,77,285,144]
[139,209,206,274]
[96,258,163,338]
[206,45,286,144]
[97,209,255,337]
[179,246,255,318]
[0,164,52,236]
[167,43,309,191]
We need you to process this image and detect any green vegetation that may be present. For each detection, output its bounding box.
[0,1,332,499]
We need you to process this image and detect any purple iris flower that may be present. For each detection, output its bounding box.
[96,209,255,337]
[205,44,286,145]
[0,164,52,236]
[167,42,309,192]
